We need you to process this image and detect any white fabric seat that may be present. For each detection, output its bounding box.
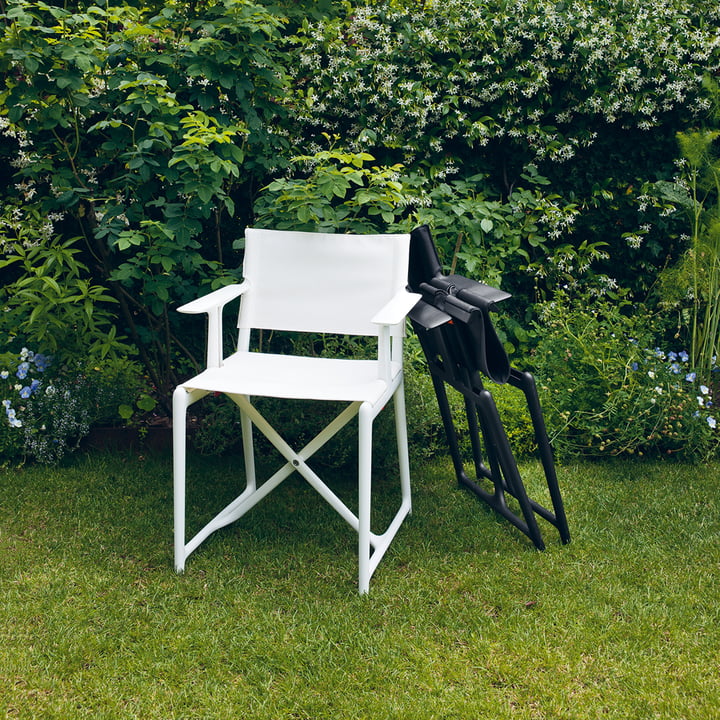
[172,228,420,593]
[182,352,401,403]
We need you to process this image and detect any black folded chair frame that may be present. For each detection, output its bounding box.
[408,226,570,550]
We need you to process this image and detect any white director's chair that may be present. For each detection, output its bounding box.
[173,228,420,593]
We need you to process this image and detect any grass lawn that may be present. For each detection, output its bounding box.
[1,447,719,719]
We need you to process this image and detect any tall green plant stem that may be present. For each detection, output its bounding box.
[677,126,720,382]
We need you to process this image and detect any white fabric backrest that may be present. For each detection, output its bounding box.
[238,228,411,336]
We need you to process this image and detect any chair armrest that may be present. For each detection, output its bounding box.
[177,282,249,369]
[371,291,421,327]
[177,281,249,315]
[372,291,420,383]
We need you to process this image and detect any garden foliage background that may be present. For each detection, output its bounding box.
[1,0,720,463]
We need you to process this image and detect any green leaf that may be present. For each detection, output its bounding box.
[136,394,156,412]
[118,404,134,420]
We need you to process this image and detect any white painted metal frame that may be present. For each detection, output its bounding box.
[173,229,419,593]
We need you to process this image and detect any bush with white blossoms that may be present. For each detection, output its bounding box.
[291,0,720,165]
[0,348,92,465]
[288,0,720,297]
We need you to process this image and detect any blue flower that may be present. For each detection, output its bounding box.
[16,362,29,380]
[0,370,8,380]
[670,362,681,374]
[667,351,677,361]
[33,354,49,371]
[685,372,697,382]
[30,379,41,392]
[631,362,639,371]
[708,416,717,430]
[679,351,689,363]
[19,386,32,399]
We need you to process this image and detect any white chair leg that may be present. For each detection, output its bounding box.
[173,386,208,573]
[394,379,412,513]
[358,402,373,595]
[173,387,189,573]
[240,399,256,493]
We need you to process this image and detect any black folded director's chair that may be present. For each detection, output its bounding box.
[408,225,570,550]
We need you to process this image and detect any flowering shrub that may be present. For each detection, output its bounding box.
[0,348,93,465]
[630,349,718,437]
[530,293,719,459]
[288,0,720,297]
[292,0,720,162]
[1,347,49,461]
